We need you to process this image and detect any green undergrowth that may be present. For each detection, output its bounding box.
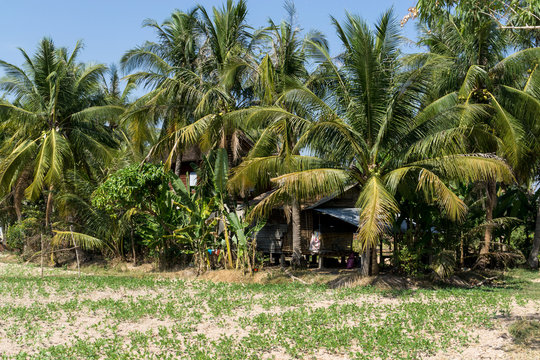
[0,263,538,360]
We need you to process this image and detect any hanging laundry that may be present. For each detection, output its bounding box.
[309,231,321,253]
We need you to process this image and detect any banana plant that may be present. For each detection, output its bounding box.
[168,175,219,272]
[226,210,266,272]
[195,148,234,268]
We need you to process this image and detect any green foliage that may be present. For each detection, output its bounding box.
[240,9,514,253]
[92,163,189,266]
[5,222,26,251]
[396,242,427,276]
[0,1,539,271]
[92,163,170,213]
[431,250,457,278]
[51,230,105,251]
[0,38,122,203]
[227,210,266,270]
[5,215,43,252]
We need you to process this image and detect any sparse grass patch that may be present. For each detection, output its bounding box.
[0,262,538,359]
[509,319,540,346]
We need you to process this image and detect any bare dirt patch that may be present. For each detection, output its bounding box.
[425,299,540,360]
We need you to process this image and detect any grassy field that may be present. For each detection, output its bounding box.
[0,261,538,360]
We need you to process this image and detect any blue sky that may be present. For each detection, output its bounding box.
[0,0,418,75]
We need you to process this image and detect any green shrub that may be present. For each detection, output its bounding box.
[5,223,24,251]
[396,243,426,276]
[5,217,41,252]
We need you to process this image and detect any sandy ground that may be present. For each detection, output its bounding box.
[0,260,539,359]
[425,299,540,360]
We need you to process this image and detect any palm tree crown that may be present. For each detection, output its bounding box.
[231,10,514,249]
[0,38,121,224]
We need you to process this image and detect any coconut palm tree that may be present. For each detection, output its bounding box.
[167,0,256,166]
[497,63,540,268]
[0,38,122,227]
[121,8,209,166]
[122,1,254,169]
[418,8,540,263]
[236,10,514,274]
[227,1,325,266]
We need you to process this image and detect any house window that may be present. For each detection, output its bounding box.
[189,172,197,186]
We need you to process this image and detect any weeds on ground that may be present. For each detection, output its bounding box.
[509,319,540,346]
[0,263,538,359]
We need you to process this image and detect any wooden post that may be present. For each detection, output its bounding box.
[70,226,81,278]
[380,238,383,264]
[40,234,44,278]
[318,255,323,269]
[460,232,464,268]
[130,222,136,265]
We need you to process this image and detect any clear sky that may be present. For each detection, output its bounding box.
[0,0,418,75]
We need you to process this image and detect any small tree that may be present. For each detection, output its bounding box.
[92,163,185,267]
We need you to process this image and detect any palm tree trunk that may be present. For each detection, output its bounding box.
[527,203,540,269]
[371,245,379,275]
[45,186,54,228]
[45,186,55,265]
[14,168,31,222]
[361,244,371,276]
[1,223,6,246]
[174,151,182,176]
[481,180,497,255]
[460,232,464,268]
[361,243,379,275]
[291,198,302,267]
[223,216,234,269]
[14,199,22,222]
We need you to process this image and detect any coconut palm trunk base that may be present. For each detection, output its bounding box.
[481,180,498,255]
[361,245,379,276]
[291,199,304,268]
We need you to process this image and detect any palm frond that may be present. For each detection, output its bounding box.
[416,168,467,221]
[356,175,399,249]
[0,140,37,195]
[408,154,515,184]
[51,230,105,250]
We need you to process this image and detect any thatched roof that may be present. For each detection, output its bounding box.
[181,146,202,163]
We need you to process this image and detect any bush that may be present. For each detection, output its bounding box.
[5,217,42,252]
[5,223,24,251]
[396,243,427,276]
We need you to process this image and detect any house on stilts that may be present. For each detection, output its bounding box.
[255,185,365,267]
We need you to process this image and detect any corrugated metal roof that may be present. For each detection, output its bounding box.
[314,207,360,226]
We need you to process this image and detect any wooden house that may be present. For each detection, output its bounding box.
[255,186,361,264]
[172,146,202,187]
